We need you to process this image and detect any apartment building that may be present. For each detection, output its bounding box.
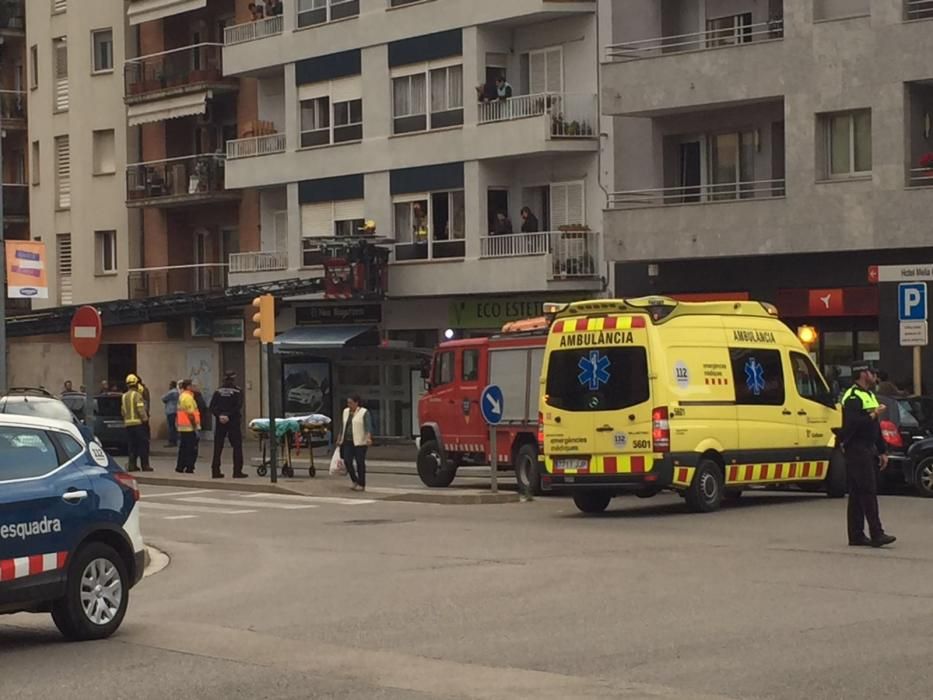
[220,0,605,437]
[1,0,28,273]
[602,0,933,384]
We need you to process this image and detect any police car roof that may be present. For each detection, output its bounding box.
[0,412,85,442]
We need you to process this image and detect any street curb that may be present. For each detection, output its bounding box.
[143,544,170,578]
[135,475,307,497]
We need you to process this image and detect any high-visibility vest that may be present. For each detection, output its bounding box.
[841,385,880,411]
[177,390,201,432]
[121,389,146,427]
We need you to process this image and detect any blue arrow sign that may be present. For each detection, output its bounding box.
[480,385,504,425]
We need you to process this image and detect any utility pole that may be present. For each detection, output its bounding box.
[0,108,7,393]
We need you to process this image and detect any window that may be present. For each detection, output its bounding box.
[429,65,463,128]
[393,65,462,134]
[545,348,650,412]
[393,73,426,134]
[433,351,454,387]
[390,0,423,6]
[301,199,365,264]
[29,45,38,89]
[550,182,585,229]
[333,98,362,143]
[92,29,113,73]
[706,13,752,47]
[729,348,785,406]
[462,350,479,382]
[0,427,59,480]
[55,433,85,462]
[334,218,365,237]
[824,110,871,178]
[55,135,71,209]
[92,129,115,175]
[297,0,360,27]
[52,0,67,14]
[95,230,117,274]
[300,96,330,147]
[57,234,73,305]
[53,37,68,112]
[31,141,39,185]
[790,353,834,407]
[393,190,465,261]
[709,131,756,199]
[526,47,562,94]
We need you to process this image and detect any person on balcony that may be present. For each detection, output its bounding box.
[248,2,264,20]
[493,212,513,235]
[266,0,284,16]
[520,207,539,233]
[495,75,513,101]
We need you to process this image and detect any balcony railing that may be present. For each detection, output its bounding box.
[229,251,288,273]
[0,90,25,122]
[480,230,601,280]
[908,167,933,187]
[127,264,227,299]
[0,0,24,32]
[226,133,286,160]
[606,20,784,61]
[906,0,933,20]
[609,179,786,209]
[124,43,226,100]
[478,92,598,139]
[223,15,283,46]
[2,183,28,218]
[126,154,228,205]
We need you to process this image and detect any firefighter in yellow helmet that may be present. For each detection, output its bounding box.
[121,374,152,472]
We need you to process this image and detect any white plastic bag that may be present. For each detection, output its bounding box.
[329,449,347,476]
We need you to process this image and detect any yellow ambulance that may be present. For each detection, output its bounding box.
[539,297,845,514]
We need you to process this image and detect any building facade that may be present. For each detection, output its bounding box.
[1,0,28,281]
[602,0,933,387]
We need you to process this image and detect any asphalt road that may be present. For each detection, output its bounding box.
[1,486,932,700]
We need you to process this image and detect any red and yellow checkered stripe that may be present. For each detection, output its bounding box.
[551,315,647,333]
[726,461,827,485]
[546,454,654,475]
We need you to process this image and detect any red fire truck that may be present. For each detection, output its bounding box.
[416,318,548,492]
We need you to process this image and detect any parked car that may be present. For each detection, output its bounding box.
[0,388,97,446]
[876,393,930,490]
[91,392,128,453]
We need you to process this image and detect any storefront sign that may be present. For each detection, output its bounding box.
[212,319,245,342]
[449,299,560,330]
[296,304,382,326]
[6,241,48,299]
[871,264,933,283]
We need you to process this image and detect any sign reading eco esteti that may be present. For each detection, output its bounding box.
[449,298,573,330]
[5,241,48,299]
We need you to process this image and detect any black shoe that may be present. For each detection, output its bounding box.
[870,534,896,548]
[185,469,195,474]
[142,466,154,472]
[175,468,185,474]
[212,473,225,479]
[848,536,871,547]
[233,473,249,479]
[127,466,140,473]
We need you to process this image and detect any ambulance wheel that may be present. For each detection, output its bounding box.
[572,491,612,514]
[257,466,268,477]
[514,444,542,496]
[52,542,129,641]
[417,440,457,488]
[685,460,724,513]
[826,450,847,498]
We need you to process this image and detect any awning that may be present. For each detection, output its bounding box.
[274,325,380,353]
[128,0,207,26]
[127,91,209,127]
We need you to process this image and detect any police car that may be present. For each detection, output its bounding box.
[0,413,144,640]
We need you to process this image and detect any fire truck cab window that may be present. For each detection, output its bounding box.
[433,351,454,387]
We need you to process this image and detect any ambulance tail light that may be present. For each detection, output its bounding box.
[652,407,670,453]
[115,472,140,502]
[880,420,902,448]
[537,411,545,452]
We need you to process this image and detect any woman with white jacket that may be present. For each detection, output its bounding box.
[336,394,373,491]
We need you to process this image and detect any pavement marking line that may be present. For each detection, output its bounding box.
[241,493,376,506]
[178,496,319,510]
[163,515,198,521]
[141,488,214,499]
[140,502,258,516]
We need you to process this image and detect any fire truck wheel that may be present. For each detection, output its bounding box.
[417,440,457,488]
[514,444,542,496]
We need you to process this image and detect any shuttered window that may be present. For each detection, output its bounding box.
[300,199,365,237]
[55,135,71,209]
[52,0,68,14]
[57,234,73,305]
[550,182,584,229]
[53,37,68,112]
[529,47,562,94]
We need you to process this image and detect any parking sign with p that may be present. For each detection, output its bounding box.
[899,283,928,321]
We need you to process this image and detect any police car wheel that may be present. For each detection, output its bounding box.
[417,440,457,488]
[685,460,724,513]
[826,449,847,498]
[515,444,542,496]
[52,542,129,641]
[572,491,612,514]
[913,458,933,498]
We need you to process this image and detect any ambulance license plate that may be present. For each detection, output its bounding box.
[555,458,589,471]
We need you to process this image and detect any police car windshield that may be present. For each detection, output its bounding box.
[546,347,649,412]
[0,397,76,424]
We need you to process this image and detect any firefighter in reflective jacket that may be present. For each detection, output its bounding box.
[838,363,896,548]
[209,371,246,479]
[121,373,152,473]
[175,379,201,474]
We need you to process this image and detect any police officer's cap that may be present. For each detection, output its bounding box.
[851,362,877,375]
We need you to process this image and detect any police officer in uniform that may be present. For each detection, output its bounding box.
[209,371,246,479]
[839,363,896,548]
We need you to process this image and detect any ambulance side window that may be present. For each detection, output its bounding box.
[433,352,454,387]
[729,349,785,406]
[462,350,479,382]
[790,352,834,407]
[0,427,60,481]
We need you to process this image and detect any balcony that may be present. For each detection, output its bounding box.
[229,251,288,274]
[0,0,24,35]
[127,0,207,26]
[0,90,26,128]
[2,183,28,221]
[226,133,286,160]
[223,15,284,46]
[479,230,601,280]
[125,154,239,208]
[127,264,227,300]
[124,44,236,125]
[606,20,783,62]
[479,93,598,139]
[609,179,786,209]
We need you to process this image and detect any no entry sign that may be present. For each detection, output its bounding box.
[70,306,102,359]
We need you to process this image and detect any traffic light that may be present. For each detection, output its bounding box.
[252,295,275,344]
